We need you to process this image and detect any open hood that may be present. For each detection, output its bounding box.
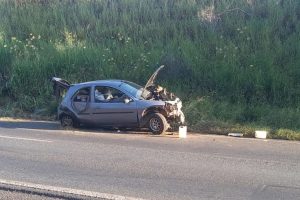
[141,65,178,102]
[144,65,165,89]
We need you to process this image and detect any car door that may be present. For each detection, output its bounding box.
[89,85,138,126]
[71,86,91,123]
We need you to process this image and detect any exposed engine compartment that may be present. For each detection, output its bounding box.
[146,84,185,124]
[145,85,177,101]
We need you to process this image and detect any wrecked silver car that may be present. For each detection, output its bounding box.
[51,66,185,134]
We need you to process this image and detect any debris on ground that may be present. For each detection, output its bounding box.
[228,133,243,137]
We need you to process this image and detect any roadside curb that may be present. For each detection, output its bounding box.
[0,179,145,200]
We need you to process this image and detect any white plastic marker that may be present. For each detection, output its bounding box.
[0,135,52,143]
[0,179,145,200]
[179,126,187,138]
[255,130,268,139]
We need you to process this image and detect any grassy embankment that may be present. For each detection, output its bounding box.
[0,0,300,139]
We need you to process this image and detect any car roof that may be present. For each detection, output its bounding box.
[72,79,127,87]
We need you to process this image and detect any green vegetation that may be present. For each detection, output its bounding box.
[0,0,300,139]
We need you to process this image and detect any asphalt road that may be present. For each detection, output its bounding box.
[0,120,300,200]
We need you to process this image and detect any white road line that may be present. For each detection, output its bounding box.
[0,179,145,200]
[0,135,52,143]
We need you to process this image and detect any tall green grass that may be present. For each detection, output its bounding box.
[0,0,300,131]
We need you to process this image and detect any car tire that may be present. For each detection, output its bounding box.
[60,114,79,128]
[148,113,168,135]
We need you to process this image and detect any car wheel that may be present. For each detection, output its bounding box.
[60,114,78,128]
[148,113,168,135]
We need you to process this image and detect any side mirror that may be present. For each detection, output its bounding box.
[124,98,131,104]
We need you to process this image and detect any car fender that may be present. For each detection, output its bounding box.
[139,106,168,127]
[58,105,79,122]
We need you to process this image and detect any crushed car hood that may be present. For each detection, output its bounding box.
[142,66,185,123]
[144,65,165,89]
[142,65,180,102]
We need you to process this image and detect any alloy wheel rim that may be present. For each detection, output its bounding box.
[62,116,73,127]
[150,118,161,131]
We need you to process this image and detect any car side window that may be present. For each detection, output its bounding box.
[94,86,126,103]
[73,87,90,102]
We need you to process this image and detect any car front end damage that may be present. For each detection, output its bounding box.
[145,84,185,126]
[164,98,185,125]
[140,65,186,128]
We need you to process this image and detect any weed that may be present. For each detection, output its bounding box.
[0,0,299,138]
